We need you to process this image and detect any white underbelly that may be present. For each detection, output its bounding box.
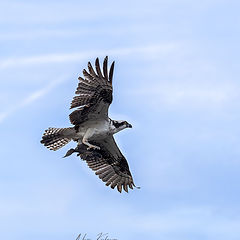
[74,119,110,141]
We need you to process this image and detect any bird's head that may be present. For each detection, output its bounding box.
[111,120,132,133]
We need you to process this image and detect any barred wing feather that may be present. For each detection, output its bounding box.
[69,56,114,125]
[79,136,137,193]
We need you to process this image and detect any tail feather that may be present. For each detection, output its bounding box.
[41,127,72,151]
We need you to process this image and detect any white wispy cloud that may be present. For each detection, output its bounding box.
[0,23,162,41]
[0,43,177,123]
[0,43,177,70]
[0,76,68,123]
[0,112,10,123]
[127,81,237,108]
[127,206,240,239]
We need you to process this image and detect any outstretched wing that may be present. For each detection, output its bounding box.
[69,56,115,125]
[78,136,137,193]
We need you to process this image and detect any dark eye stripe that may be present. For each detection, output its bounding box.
[113,121,125,128]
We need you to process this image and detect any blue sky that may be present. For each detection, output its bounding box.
[1,1,240,240]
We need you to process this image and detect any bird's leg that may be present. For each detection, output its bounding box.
[82,128,100,150]
[77,139,82,147]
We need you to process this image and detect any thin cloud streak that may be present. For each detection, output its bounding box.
[0,76,68,123]
[127,206,240,238]
[0,43,177,123]
[127,82,237,108]
[0,24,162,41]
[0,43,177,70]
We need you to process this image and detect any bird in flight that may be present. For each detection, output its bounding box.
[41,56,138,193]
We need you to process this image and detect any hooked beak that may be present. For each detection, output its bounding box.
[127,123,132,128]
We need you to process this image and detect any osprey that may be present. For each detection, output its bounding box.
[41,56,138,193]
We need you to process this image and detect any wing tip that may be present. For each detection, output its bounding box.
[109,61,115,84]
[133,183,141,189]
[103,56,108,80]
[117,184,122,193]
[80,57,115,81]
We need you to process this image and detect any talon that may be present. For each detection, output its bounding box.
[87,145,100,151]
